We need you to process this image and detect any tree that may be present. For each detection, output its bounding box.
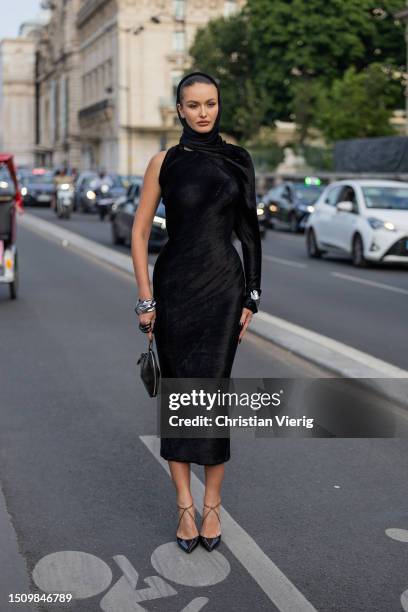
[188,13,269,141]
[245,0,405,122]
[315,63,399,140]
[187,0,406,141]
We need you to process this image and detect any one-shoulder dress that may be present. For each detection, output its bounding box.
[153,143,262,465]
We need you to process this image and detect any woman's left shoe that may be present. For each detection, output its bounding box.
[199,500,222,552]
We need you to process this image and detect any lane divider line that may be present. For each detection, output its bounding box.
[332,272,408,296]
[140,435,318,612]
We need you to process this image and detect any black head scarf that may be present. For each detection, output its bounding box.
[176,71,226,152]
[175,70,254,210]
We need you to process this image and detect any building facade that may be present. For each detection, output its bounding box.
[75,0,245,174]
[0,38,36,166]
[35,0,82,168]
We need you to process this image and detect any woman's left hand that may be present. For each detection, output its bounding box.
[238,307,253,342]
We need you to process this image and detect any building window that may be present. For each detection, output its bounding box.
[172,30,185,52]
[224,0,237,17]
[173,0,185,20]
[171,70,183,101]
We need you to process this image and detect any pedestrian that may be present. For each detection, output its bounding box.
[131,71,262,554]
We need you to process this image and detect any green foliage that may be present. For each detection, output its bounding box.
[315,63,400,140]
[187,0,406,143]
[189,13,268,140]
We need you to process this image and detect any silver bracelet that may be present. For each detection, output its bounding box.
[135,298,156,315]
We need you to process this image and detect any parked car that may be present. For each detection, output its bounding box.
[305,179,408,267]
[19,168,55,206]
[262,177,324,232]
[111,182,167,251]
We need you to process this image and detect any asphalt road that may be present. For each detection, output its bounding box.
[30,206,408,370]
[0,224,408,611]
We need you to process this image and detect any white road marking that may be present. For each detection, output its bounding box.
[385,528,408,543]
[332,272,408,295]
[140,435,318,612]
[263,254,307,269]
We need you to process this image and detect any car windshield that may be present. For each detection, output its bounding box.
[27,172,54,184]
[293,184,324,205]
[362,186,408,210]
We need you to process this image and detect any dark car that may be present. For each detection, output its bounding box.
[111,181,167,251]
[19,168,55,206]
[74,172,98,213]
[88,173,127,220]
[263,177,325,232]
[255,193,268,239]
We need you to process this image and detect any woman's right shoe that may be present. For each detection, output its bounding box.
[199,500,222,552]
[176,502,199,553]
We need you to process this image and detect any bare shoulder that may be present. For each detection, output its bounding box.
[145,148,173,180]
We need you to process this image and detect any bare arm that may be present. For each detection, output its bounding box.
[131,150,166,300]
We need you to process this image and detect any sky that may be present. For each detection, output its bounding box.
[0,0,44,40]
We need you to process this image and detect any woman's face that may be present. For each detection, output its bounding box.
[177,82,219,133]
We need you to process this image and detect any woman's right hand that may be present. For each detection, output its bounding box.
[139,310,156,341]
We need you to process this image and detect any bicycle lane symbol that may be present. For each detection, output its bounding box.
[385,528,408,611]
[32,542,231,611]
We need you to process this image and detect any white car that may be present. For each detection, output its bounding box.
[305,180,408,267]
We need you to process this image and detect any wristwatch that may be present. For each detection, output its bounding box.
[243,289,261,314]
[250,289,261,308]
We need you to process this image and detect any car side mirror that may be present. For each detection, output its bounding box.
[336,201,354,213]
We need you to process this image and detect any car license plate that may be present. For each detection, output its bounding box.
[38,194,51,202]
[99,199,113,206]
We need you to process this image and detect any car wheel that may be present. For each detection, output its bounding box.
[306,228,323,258]
[352,234,369,267]
[9,252,18,299]
[290,214,298,233]
[112,222,124,245]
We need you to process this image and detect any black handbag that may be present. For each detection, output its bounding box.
[137,336,161,397]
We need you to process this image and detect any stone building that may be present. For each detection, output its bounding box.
[0,37,36,166]
[75,0,245,174]
[35,0,82,168]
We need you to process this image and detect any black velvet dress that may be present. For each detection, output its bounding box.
[153,143,261,465]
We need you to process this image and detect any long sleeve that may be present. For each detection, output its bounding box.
[233,149,262,313]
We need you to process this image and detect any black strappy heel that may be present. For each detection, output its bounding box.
[199,500,222,552]
[176,502,199,553]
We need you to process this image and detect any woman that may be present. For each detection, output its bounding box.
[131,71,262,554]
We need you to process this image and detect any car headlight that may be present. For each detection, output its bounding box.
[257,207,264,216]
[86,190,96,200]
[0,181,9,189]
[367,217,396,231]
[21,187,28,196]
[269,204,278,212]
[307,205,315,213]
